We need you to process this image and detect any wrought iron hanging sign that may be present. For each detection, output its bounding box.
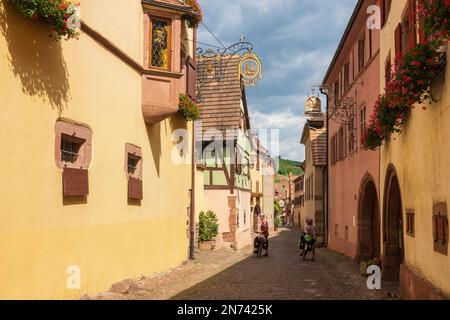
[196,37,261,102]
[239,52,262,87]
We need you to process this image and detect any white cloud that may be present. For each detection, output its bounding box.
[196,0,356,161]
[250,111,306,161]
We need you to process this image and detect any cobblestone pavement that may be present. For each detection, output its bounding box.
[91,227,399,300]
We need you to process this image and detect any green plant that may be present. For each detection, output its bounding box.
[274,200,281,217]
[178,93,200,121]
[7,0,81,40]
[198,211,219,242]
[363,42,443,150]
[418,0,450,48]
[274,216,282,228]
[182,0,203,28]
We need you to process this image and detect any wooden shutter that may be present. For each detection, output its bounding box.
[63,168,89,197]
[381,0,386,28]
[433,203,449,255]
[395,23,402,57]
[408,0,417,50]
[128,177,143,200]
[186,56,196,100]
[385,57,392,84]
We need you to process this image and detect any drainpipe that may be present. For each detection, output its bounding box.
[320,87,329,248]
[189,27,198,261]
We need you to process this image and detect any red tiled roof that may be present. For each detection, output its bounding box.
[310,127,327,166]
[197,55,243,139]
[143,0,193,11]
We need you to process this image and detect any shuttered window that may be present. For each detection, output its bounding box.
[344,62,350,92]
[385,53,392,84]
[406,209,415,237]
[360,106,366,145]
[395,23,403,58]
[433,203,449,255]
[186,56,196,100]
[408,0,417,50]
[381,0,392,28]
[358,36,365,72]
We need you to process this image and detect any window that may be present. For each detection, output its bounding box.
[348,117,355,154]
[395,23,403,57]
[360,106,366,144]
[334,81,340,107]
[345,226,349,241]
[433,203,449,255]
[344,62,350,92]
[55,120,92,197]
[402,14,411,55]
[244,209,247,225]
[127,155,140,175]
[125,144,143,201]
[61,135,84,164]
[406,209,415,237]
[236,149,243,174]
[186,56,196,100]
[385,53,392,85]
[338,127,346,160]
[358,36,365,72]
[335,224,339,236]
[150,18,171,69]
[401,1,417,54]
[381,0,392,28]
[369,29,373,58]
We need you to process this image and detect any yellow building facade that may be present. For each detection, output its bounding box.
[0,0,198,299]
[379,0,450,299]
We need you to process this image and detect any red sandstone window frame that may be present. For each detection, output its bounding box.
[125,144,143,201]
[55,120,92,170]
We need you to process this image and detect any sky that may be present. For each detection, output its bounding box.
[197,0,357,161]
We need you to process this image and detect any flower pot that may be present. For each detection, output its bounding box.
[198,240,216,251]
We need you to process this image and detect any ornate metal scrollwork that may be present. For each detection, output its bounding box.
[196,39,254,103]
[311,83,355,125]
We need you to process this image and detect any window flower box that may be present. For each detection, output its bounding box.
[7,0,81,40]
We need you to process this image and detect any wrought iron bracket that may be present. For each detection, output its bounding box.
[196,39,254,103]
[311,83,355,125]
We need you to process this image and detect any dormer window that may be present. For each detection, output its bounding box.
[150,17,171,69]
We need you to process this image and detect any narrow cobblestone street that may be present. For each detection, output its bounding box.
[94,227,399,300]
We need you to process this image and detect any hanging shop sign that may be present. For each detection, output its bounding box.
[239,52,262,87]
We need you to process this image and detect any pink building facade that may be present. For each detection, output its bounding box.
[324,0,382,260]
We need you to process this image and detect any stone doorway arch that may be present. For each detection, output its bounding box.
[382,166,404,281]
[357,175,381,262]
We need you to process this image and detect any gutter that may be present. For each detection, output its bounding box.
[320,87,330,248]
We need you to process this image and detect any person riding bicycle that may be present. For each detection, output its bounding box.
[254,213,269,257]
[299,217,317,261]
